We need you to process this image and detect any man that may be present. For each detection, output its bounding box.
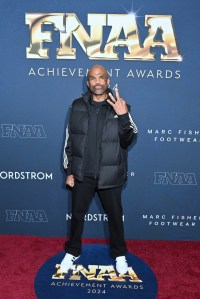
[61,65,138,274]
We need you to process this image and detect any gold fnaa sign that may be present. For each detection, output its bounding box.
[52,264,142,282]
[26,13,181,61]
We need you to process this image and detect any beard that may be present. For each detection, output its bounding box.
[90,84,107,95]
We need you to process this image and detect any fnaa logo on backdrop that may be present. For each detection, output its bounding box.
[154,172,197,185]
[6,210,48,222]
[1,124,46,138]
[34,244,158,299]
[25,13,181,61]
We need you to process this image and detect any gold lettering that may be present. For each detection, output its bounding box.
[52,264,66,279]
[70,265,100,280]
[143,15,181,61]
[96,265,125,281]
[26,13,181,61]
[104,14,143,60]
[26,13,65,59]
[58,14,106,59]
[52,264,142,282]
[121,267,142,282]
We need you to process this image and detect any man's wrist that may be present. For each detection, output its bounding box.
[65,167,72,176]
[118,112,130,123]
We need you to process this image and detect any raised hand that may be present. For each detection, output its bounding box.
[107,85,128,115]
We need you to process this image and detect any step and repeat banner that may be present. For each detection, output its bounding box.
[0,0,199,240]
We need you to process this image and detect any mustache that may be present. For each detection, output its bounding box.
[94,84,102,87]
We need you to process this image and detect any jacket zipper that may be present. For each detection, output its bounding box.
[94,107,100,179]
[81,103,90,180]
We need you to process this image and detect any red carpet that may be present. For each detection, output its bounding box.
[0,235,199,299]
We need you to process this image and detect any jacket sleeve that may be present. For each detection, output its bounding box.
[63,107,73,176]
[118,111,138,148]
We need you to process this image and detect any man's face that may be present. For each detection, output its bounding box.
[87,66,110,96]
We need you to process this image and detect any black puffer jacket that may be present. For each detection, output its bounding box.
[64,90,138,189]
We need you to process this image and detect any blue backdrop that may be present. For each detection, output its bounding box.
[0,0,199,240]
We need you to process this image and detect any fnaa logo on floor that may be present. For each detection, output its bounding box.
[34,244,158,299]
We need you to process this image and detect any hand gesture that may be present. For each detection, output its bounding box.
[107,85,128,115]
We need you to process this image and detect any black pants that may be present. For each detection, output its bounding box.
[64,177,127,258]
